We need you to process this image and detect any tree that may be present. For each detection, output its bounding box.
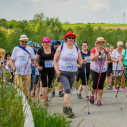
[33,12,44,25]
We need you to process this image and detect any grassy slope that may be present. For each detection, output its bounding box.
[62,24,127,28]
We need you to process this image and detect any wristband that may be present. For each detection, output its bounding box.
[99,51,101,55]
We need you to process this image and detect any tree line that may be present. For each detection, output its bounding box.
[0,12,127,53]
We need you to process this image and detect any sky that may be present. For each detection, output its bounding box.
[0,0,127,23]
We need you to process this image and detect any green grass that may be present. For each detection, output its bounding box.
[62,23,127,28]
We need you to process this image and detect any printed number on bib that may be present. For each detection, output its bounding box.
[85,56,91,63]
[97,65,106,71]
[19,56,28,63]
[65,62,74,69]
[45,60,53,68]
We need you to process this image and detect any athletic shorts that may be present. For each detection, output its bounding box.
[91,70,106,90]
[34,75,39,84]
[113,70,123,77]
[106,69,112,77]
[78,73,90,85]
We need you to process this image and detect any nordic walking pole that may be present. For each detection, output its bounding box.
[115,62,119,98]
[84,64,90,115]
[121,66,127,110]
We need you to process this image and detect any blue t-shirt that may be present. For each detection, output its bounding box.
[121,49,127,66]
[78,50,90,73]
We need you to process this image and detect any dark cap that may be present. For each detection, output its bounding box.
[54,41,61,45]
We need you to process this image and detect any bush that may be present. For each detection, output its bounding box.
[31,105,71,127]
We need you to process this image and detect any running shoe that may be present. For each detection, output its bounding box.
[120,87,126,91]
[85,96,89,101]
[97,100,102,106]
[106,86,112,90]
[114,87,118,91]
[32,92,35,98]
[76,87,78,90]
[40,94,43,98]
[59,91,64,97]
[77,93,82,99]
[90,94,94,104]
[109,86,113,89]
[64,107,74,118]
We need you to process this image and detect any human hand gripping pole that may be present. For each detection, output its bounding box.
[84,64,90,115]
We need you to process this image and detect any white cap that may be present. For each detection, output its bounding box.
[19,34,29,41]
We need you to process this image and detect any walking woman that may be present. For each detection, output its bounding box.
[77,41,90,101]
[111,41,125,91]
[53,31,85,117]
[119,42,127,78]
[90,37,110,106]
[36,37,56,106]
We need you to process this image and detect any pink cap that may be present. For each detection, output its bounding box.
[41,37,51,43]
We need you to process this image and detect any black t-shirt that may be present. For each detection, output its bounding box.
[37,46,56,68]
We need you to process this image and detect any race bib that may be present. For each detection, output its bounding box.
[45,60,53,68]
[97,65,106,71]
[19,56,28,63]
[85,56,91,63]
[65,62,75,69]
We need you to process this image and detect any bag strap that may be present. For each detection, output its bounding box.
[18,45,30,55]
[60,44,79,53]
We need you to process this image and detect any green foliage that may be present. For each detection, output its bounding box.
[31,106,71,127]
[0,72,24,127]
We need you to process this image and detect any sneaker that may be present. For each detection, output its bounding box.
[114,87,118,91]
[32,92,35,98]
[51,91,55,98]
[120,87,126,91]
[76,87,78,90]
[40,94,43,98]
[97,100,102,106]
[106,86,111,90]
[90,94,94,104]
[64,107,74,118]
[59,91,64,97]
[109,86,113,89]
[77,93,82,99]
[85,96,89,101]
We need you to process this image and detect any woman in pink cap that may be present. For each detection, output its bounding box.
[36,37,56,106]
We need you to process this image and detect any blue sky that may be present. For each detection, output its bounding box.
[0,0,127,23]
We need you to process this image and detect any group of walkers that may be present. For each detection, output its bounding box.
[0,31,127,118]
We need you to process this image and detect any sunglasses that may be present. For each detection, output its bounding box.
[68,36,75,40]
[21,41,28,43]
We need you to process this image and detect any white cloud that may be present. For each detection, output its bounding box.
[86,0,110,11]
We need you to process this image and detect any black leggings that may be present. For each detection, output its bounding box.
[91,70,106,90]
[41,68,55,88]
[78,72,90,85]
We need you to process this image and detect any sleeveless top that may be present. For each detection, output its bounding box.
[91,47,107,73]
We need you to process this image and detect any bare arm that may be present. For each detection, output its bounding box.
[53,50,60,72]
[90,53,100,61]
[106,55,110,61]
[111,57,118,62]
[10,59,16,71]
[119,55,124,67]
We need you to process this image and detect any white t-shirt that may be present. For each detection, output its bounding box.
[57,43,80,72]
[11,46,35,75]
[111,49,122,70]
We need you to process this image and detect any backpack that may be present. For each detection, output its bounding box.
[60,44,79,52]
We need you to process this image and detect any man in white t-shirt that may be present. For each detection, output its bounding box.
[10,34,36,98]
